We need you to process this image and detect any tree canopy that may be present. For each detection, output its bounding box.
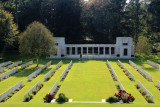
[0,9,18,50]
[1,0,160,53]
[19,21,56,66]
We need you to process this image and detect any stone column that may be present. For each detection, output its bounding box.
[87,47,88,55]
[75,47,78,55]
[103,47,105,55]
[109,47,111,56]
[92,47,94,55]
[70,47,72,55]
[81,47,83,54]
[98,47,100,55]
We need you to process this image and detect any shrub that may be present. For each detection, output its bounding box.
[136,85,140,89]
[46,75,52,81]
[33,89,37,95]
[44,93,55,103]
[145,95,153,103]
[29,93,34,99]
[106,96,119,103]
[142,91,146,96]
[114,90,135,103]
[40,84,43,88]
[125,72,129,76]
[56,93,69,103]
[121,66,124,69]
[25,96,30,102]
[138,88,144,94]
[128,75,132,80]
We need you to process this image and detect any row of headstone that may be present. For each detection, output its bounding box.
[0,61,12,68]
[60,68,68,81]
[21,61,33,70]
[157,81,160,88]
[8,61,22,69]
[129,60,137,69]
[138,67,152,81]
[44,68,54,81]
[124,67,135,81]
[0,68,4,73]
[106,60,111,69]
[49,80,58,94]
[117,60,124,68]
[28,68,42,81]
[56,61,63,69]
[138,81,153,102]
[147,60,159,69]
[24,81,41,101]
[106,60,117,81]
[68,60,73,69]
[43,61,52,70]
[0,81,23,102]
[119,80,125,90]
[0,68,18,80]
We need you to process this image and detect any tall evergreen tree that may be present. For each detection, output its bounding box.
[41,0,82,44]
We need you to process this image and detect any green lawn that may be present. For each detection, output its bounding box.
[1,53,160,106]
[57,60,117,101]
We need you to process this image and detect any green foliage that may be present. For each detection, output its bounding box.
[148,0,160,33]
[125,72,129,76]
[19,21,56,66]
[106,96,119,103]
[0,9,18,49]
[40,83,43,88]
[25,93,34,102]
[56,93,69,103]
[138,88,144,94]
[136,36,152,56]
[25,96,30,102]
[33,89,37,95]
[145,95,153,103]
[128,75,132,80]
[46,75,52,81]
[29,93,34,99]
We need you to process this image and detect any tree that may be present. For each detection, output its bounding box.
[19,21,57,67]
[148,0,160,33]
[41,0,82,44]
[135,36,152,62]
[0,9,18,50]
[81,0,126,44]
[123,0,144,44]
[18,0,42,31]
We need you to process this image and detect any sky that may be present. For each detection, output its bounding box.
[126,0,130,3]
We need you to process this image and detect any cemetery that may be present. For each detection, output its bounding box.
[1,0,160,106]
[0,56,160,107]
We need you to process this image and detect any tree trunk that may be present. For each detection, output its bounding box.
[141,54,143,63]
[37,57,39,67]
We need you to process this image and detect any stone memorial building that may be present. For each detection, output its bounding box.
[49,37,134,59]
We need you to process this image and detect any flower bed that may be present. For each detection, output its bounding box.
[25,83,43,102]
[123,69,134,81]
[136,84,153,103]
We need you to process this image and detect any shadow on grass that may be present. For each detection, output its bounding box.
[57,102,65,104]
[12,66,39,78]
[143,67,158,72]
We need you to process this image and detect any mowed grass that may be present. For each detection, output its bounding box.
[109,60,147,104]
[120,60,160,103]
[5,60,63,103]
[56,60,117,101]
[0,53,160,106]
